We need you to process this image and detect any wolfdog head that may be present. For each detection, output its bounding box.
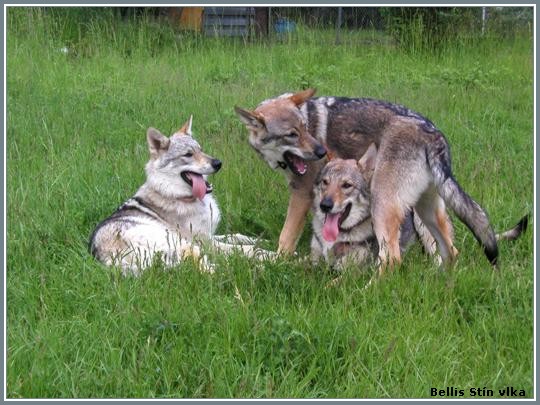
[145,116,222,201]
[314,144,377,242]
[235,89,326,177]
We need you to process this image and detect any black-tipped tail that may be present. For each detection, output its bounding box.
[426,134,498,266]
[496,214,529,242]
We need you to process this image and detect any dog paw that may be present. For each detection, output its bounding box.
[253,247,279,261]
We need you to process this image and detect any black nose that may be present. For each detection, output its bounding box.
[211,159,222,171]
[314,145,327,159]
[320,196,334,213]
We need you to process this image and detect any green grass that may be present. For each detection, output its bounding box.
[6,8,534,398]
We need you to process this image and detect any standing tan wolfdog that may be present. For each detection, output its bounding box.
[235,89,517,272]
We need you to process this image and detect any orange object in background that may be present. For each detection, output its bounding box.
[179,7,204,31]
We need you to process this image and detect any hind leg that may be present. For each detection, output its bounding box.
[370,138,436,273]
[371,170,422,273]
[414,187,458,266]
[413,209,443,266]
[213,233,261,245]
[372,200,406,274]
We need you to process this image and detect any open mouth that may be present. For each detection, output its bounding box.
[282,151,307,176]
[181,171,213,200]
[322,203,352,242]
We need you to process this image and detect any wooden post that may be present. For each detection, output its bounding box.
[335,7,343,45]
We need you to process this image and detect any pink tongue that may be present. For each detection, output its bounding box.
[188,173,207,201]
[292,156,306,173]
[322,213,340,242]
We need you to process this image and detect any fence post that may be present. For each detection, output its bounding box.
[335,7,343,44]
[482,7,487,35]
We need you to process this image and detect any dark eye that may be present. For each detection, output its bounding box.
[322,179,329,186]
[184,152,193,157]
[285,132,298,138]
[342,182,353,189]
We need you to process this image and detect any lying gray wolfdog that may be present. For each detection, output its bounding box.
[90,116,274,275]
[311,144,528,271]
[235,89,525,272]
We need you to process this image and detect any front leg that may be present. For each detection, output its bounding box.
[310,234,324,264]
[212,240,277,261]
[278,192,313,255]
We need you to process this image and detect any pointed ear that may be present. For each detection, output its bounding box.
[290,88,316,106]
[147,127,170,159]
[177,115,193,136]
[234,106,265,130]
[357,143,377,180]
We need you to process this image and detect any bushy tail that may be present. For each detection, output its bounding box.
[496,214,529,242]
[426,134,498,265]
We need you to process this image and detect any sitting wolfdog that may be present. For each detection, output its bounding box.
[311,144,528,271]
[89,116,273,275]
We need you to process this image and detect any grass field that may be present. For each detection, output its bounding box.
[6,8,534,398]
